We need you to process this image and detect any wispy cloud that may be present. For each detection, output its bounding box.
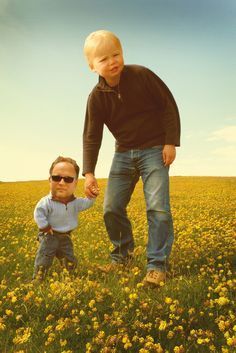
[208,125,236,166]
[211,145,236,157]
[208,125,236,142]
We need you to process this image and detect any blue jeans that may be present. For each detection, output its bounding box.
[34,232,77,278]
[103,146,174,272]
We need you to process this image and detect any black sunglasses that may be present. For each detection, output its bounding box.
[51,175,75,183]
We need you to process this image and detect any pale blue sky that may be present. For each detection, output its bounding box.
[1,0,236,181]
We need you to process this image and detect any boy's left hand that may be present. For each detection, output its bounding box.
[162,145,176,166]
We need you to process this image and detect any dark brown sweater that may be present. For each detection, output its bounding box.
[83,65,180,175]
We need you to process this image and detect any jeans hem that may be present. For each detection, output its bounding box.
[147,265,166,273]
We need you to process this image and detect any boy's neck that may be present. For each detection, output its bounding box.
[105,75,120,87]
[51,194,75,204]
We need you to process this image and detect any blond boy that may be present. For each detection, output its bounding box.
[82,30,180,286]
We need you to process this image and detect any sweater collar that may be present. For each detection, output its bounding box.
[49,193,76,204]
[97,66,126,90]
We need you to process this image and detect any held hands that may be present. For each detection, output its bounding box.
[162,145,176,166]
[84,173,100,198]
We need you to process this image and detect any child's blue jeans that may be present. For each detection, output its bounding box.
[103,146,174,272]
[34,231,77,278]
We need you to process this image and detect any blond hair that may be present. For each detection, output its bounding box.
[84,30,122,65]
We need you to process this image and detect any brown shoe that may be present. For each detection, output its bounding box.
[143,270,166,286]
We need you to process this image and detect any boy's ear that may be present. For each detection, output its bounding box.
[89,63,95,71]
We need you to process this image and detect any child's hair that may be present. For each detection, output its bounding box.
[49,156,80,178]
[84,29,122,65]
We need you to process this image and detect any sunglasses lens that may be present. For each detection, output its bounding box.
[63,177,74,183]
[51,175,74,183]
[51,175,62,182]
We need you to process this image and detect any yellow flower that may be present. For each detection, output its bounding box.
[165,297,172,304]
[173,345,184,353]
[46,314,54,321]
[159,320,167,331]
[170,304,176,312]
[122,335,129,343]
[11,296,17,303]
[227,337,236,346]
[80,310,85,316]
[188,308,195,315]
[215,297,230,306]
[209,345,216,351]
[44,325,53,334]
[13,327,31,345]
[129,293,138,300]
[45,332,56,345]
[218,320,226,331]
[124,342,132,349]
[5,309,13,316]
[0,322,6,331]
[167,331,174,339]
[197,338,204,344]
[221,348,229,353]
[60,339,67,347]
[136,282,144,288]
[88,299,96,308]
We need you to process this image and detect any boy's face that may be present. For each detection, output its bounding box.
[90,40,124,86]
[49,162,78,201]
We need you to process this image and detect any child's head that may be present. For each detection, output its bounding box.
[49,156,80,201]
[84,30,124,86]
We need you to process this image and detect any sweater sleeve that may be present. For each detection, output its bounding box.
[75,197,95,212]
[145,68,180,146]
[82,92,104,175]
[34,198,52,231]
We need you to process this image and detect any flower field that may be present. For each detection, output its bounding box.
[0,177,235,353]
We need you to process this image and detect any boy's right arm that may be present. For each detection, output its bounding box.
[34,200,52,234]
[83,94,104,192]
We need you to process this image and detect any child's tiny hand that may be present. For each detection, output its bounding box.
[91,186,100,196]
[47,229,53,235]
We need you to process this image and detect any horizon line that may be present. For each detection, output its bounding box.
[1,175,235,183]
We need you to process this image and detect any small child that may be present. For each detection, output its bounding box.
[33,156,98,280]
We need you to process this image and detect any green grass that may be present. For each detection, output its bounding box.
[0,177,235,353]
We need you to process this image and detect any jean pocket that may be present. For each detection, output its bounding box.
[38,232,51,242]
[37,232,44,241]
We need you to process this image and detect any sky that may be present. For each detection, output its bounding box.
[0,0,236,181]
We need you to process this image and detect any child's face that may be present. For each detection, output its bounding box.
[90,40,124,86]
[49,162,78,201]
